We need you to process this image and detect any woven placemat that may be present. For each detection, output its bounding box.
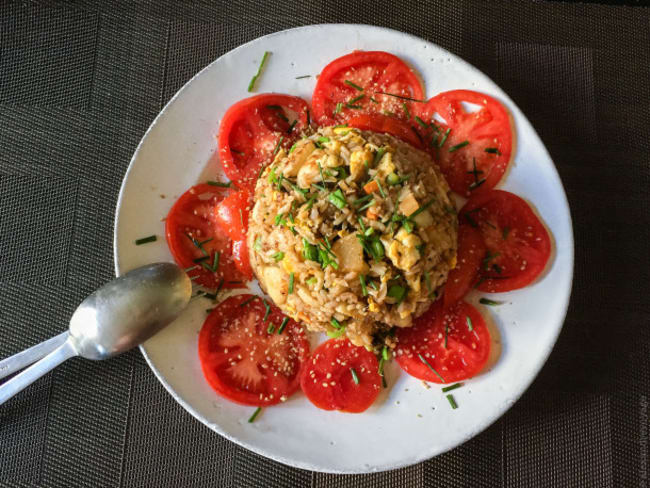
[1,1,649,486]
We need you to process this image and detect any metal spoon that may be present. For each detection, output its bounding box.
[0,262,191,406]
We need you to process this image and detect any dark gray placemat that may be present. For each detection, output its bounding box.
[1,1,649,487]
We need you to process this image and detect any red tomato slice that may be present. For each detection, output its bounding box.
[300,339,382,413]
[312,51,425,126]
[416,90,512,197]
[165,184,248,289]
[460,190,551,293]
[347,114,423,149]
[218,94,309,192]
[443,224,487,307]
[198,294,310,406]
[214,189,253,280]
[395,301,490,384]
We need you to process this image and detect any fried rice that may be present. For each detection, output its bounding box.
[247,126,458,350]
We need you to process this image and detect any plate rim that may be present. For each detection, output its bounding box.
[113,23,574,473]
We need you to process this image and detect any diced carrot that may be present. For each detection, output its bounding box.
[363,180,379,194]
[366,207,379,220]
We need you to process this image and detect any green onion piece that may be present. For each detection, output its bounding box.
[289,143,297,154]
[350,368,360,385]
[386,173,400,186]
[373,147,386,166]
[306,108,310,126]
[466,315,474,331]
[306,276,317,286]
[274,213,284,226]
[358,198,376,212]
[267,322,275,334]
[239,296,258,307]
[485,147,501,155]
[382,346,390,361]
[449,140,469,152]
[364,227,374,237]
[368,280,378,291]
[344,80,363,91]
[272,251,285,262]
[348,94,365,104]
[446,394,458,409]
[277,317,289,334]
[359,275,368,296]
[247,51,270,92]
[353,194,373,207]
[387,285,407,303]
[480,297,502,306]
[371,238,384,260]
[375,91,426,103]
[442,382,463,393]
[207,180,231,188]
[302,239,319,262]
[273,135,284,155]
[438,128,451,148]
[254,237,262,251]
[402,219,414,233]
[288,273,294,294]
[402,102,410,119]
[295,75,311,79]
[328,189,347,209]
[327,327,346,339]
[135,235,157,245]
[375,178,386,198]
[333,102,343,115]
[378,357,387,388]
[331,317,343,329]
[262,299,271,322]
[414,115,429,128]
[417,353,445,382]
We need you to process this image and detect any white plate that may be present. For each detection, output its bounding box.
[114,24,573,473]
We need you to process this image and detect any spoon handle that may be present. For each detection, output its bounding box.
[0,339,77,406]
[0,332,69,380]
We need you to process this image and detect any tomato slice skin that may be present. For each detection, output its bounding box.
[300,339,382,413]
[459,190,551,293]
[198,294,310,406]
[214,189,253,280]
[443,224,487,307]
[165,183,247,289]
[312,51,425,126]
[396,300,491,383]
[416,89,512,197]
[218,94,309,192]
[347,114,424,149]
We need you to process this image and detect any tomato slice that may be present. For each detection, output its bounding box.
[165,184,248,288]
[312,51,425,126]
[443,224,487,307]
[198,294,310,406]
[218,94,309,192]
[416,90,512,197]
[214,189,253,280]
[347,114,423,149]
[395,301,491,383]
[300,339,382,413]
[459,189,551,293]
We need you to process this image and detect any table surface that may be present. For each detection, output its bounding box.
[1,1,649,487]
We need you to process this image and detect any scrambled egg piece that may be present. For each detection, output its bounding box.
[385,228,422,271]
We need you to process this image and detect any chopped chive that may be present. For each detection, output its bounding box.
[444,320,449,349]
[184,265,199,272]
[442,382,463,393]
[402,219,414,233]
[262,299,271,322]
[469,178,486,190]
[414,115,429,129]
[306,108,310,126]
[502,226,511,240]
[248,406,263,423]
[318,136,330,143]
[271,251,285,261]
[464,213,479,228]
[449,140,469,152]
[346,104,362,109]
[289,142,297,154]
[189,275,200,281]
[344,80,363,91]
[232,149,245,156]
[360,275,368,296]
[373,178,386,198]
[438,128,451,148]
[378,357,387,388]
[239,296,258,307]
[254,236,262,251]
[331,317,343,329]
[350,368,360,385]
[273,135,284,155]
[358,198,375,212]
[247,51,270,92]
[205,308,214,313]
[353,194,373,206]
[369,96,378,104]
[417,353,445,382]
[382,346,389,361]
[466,315,474,331]
[215,278,224,296]
[480,297,502,306]
[368,280,378,291]
[375,91,426,103]
[203,292,217,300]
[446,394,458,409]
[410,199,436,218]
[288,273,294,294]
[317,160,326,186]
[333,102,343,116]
[277,317,289,334]
[193,256,210,263]
[327,327,346,338]
[373,147,386,166]
[348,94,365,104]
[402,102,410,119]
[382,109,395,117]
[295,74,311,79]
[287,120,298,133]
[485,147,501,155]
[135,235,157,245]
[207,180,232,188]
